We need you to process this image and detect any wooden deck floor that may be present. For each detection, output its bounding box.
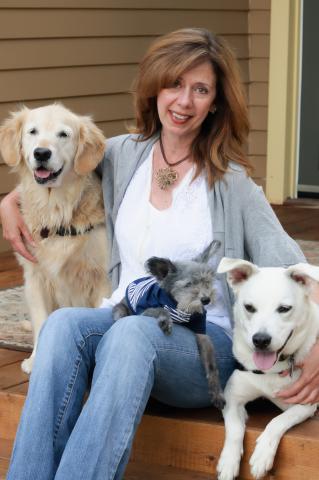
[0,349,29,395]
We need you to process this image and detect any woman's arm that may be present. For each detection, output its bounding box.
[0,189,37,262]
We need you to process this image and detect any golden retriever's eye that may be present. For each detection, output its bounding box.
[29,128,38,135]
[58,130,69,138]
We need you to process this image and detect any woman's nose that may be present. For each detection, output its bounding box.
[177,87,193,108]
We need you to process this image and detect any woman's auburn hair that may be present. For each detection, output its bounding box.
[131,28,253,186]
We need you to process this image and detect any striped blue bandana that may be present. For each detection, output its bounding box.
[125,276,206,334]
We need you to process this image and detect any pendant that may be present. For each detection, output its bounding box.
[155,167,178,190]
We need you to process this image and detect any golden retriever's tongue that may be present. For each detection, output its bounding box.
[253,351,277,370]
[36,168,51,179]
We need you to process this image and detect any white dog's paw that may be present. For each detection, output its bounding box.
[249,432,277,479]
[21,356,34,375]
[217,450,241,480]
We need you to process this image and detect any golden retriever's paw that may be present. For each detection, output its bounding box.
[21,356,34,375]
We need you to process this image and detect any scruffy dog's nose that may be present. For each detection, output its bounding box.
[252,332,272,350]
[34,147,52,162]
[201,296,210,305]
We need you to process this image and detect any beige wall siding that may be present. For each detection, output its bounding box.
[248,0,270,190]
[0,1,251,252]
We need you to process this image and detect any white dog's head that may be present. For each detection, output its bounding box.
[218,258,319,370]
[0,104,106,187]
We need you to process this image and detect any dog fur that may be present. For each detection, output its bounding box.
[113,241,225,409]
[0,104,109,373]
[216,258,319,479]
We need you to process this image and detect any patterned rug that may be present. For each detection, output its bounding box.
[0,239,318,351]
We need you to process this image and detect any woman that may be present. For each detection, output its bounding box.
[0,28,310,479]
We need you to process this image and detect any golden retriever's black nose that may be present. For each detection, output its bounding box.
[252,332,271,350]
[34,147,52,162]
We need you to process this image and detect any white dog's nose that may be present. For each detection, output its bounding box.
[34,147,52,162]
[252,332,271,350]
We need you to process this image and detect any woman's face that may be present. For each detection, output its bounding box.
[157,61,217,142]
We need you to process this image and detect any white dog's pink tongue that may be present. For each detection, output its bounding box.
[35,168,51,179]
[253,351,277,370]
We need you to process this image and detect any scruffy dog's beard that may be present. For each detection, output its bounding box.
[177,299,204,314]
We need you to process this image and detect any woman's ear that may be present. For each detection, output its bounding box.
[74,116,106,175]
[0,107,29,167]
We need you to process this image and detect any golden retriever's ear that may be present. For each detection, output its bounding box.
[0,107,29,167]
[74,117,106,175]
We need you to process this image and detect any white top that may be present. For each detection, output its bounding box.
[100,147,231,335]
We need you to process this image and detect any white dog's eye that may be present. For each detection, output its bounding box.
[57,130,69,138]
[277,305,292,314]
[29,127,38,135]
[244,303,256,313]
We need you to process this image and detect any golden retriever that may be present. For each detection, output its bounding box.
[0,104,109,373]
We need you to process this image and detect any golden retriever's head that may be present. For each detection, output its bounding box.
[0,103,106,187]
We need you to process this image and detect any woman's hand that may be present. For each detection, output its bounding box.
[276,340,319,404]
[0,189,37,262]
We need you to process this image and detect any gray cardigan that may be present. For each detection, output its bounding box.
[99,133,305,324]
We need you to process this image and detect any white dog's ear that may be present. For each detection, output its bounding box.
[74,117,106,175]
[0,107,29,167]
[287,263,319,294]
[217,257,259,290]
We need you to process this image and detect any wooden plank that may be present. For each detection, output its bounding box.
[125,462,213,479]
[0,350,26,368]
[0,165,17,195]
[248,131,267,156]
[0,94,134,133]
[0,37,155,71]
[0,34,248,71]
[249,105,268,131]
[0,363,28,391]
[0,1,249,10]
[0,456,9,480]
[248,10,271,35]
[249,58,269,82]
[97,119,133,137]
[249,0,270,9]
[0,10,248,39]
[249,82,268,106]
[0,393,25,441]
[249,155,267,178]
[249,34,270,58]
[0,65,138,103]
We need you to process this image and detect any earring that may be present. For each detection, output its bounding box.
[210,105,217,114]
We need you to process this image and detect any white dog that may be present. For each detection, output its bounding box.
[216,258,319,480]
[0,104,109,374]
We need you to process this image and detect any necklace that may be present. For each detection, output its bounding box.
[155,135,191,190]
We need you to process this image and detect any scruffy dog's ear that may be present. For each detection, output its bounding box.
[194,240,221,263]
[146,257,177,280]
[74,116,106,175]
[0,107,29,167]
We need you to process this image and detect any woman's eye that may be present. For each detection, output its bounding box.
[244,304,256,314]
[277,305,292,314]
[58,131,68,138]
[195,86,208,94]
[170,79,181,89]
[29,128,37,135]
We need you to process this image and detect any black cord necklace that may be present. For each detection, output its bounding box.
[155,134,191,190]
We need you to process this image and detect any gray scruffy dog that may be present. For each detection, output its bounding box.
[113,240,225,409]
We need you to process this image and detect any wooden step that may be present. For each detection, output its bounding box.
[125,461,213,479]
[1,390,319,479]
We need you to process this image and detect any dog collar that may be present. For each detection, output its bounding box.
[40,224,94,239]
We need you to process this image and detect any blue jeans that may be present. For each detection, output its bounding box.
[7,307,236,480]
